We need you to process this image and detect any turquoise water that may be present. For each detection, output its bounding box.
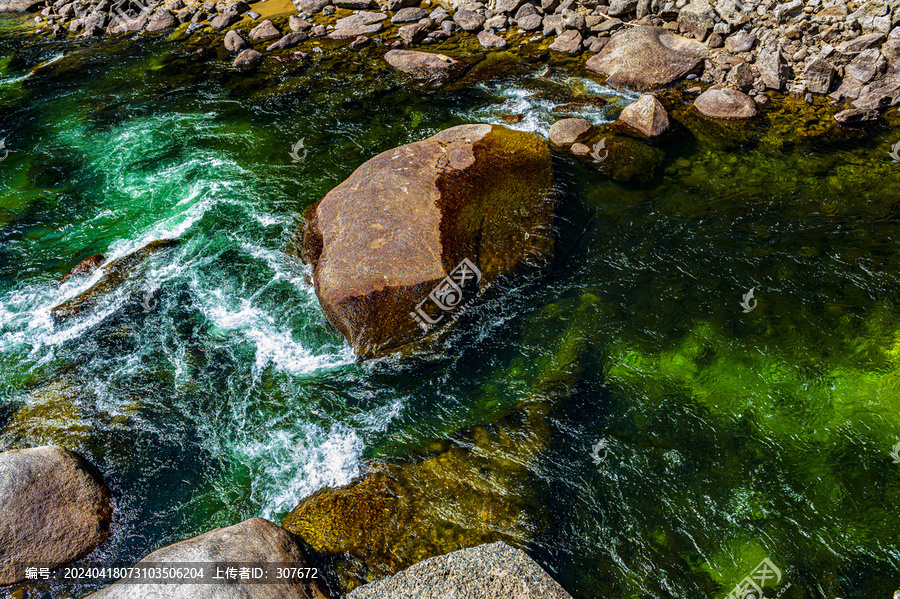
[2,15,900,599]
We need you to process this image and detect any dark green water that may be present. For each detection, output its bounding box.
[2,14,900,599]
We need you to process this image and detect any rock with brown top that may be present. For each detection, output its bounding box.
[0,446,111,586]
[328,23,384,38]
[548,118,593,147]
[399,20,432,44]
[298,124,554,359]
[58,254,104,283]
[585,26,707,91]
[693,86,757,119]
[85,519,328,599]
[615,94,669,137]
[384,49,468,84]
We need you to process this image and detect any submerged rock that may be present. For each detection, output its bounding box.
[585,26,707,91]
[383,49,468,85]
[50,239,179,321]
[282,405,550,591]
[85,518,328,598]
[346,542,574,599]
[0,446,111,585]
[58,253,104,283]
[298,124,554,359]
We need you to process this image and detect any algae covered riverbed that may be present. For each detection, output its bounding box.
[2,13,900,599]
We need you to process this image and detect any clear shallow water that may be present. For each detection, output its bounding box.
[1,16,900,599]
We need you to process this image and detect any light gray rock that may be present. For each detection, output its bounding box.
[224,28,246,49]
[249,18,279,39]
[755,48,788,90]
[347,543,574,599]
[454,8,485,30]
[607,0,637,16]
[267,31,307,50]
[296,0,330,12]
[328,22,384,37]
[334,0,375,8]
[773,0,802,22]
[677,0,715,41]
[845,48,883,83]
[517,12,541,30]
[725,60,753,90]
[335,11,386,27]
[0,447,111,586]
[804,57,835,93]
[724,30,755,52]
[585,26,708,90]
[398,20,432,42]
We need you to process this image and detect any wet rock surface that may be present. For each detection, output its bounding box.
[298,124,554,359]
[0,446,111,586]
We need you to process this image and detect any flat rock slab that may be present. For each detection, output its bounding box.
[335,10,385,27]
[85,518,328,599]
[693,86,757,118]
[585,26,707,91]
[384,49,467,84]
[299,124,554,358]
[0,446,111,585]
[328,22,383,38]
[346,542,574,599]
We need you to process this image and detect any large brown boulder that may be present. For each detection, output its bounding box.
[384,50,468,85]
[57,253,105,283]
[299,124,554,359]
[584,26,707,91]
[85,518,328,599]
[0,446,111,585]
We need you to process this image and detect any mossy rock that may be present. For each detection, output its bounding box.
[282,407,549,593]
[579,130,665,185]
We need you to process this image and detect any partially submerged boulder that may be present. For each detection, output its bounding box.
[0,446,111,585]
[57,253,104,283]
[299,124,554,359]
[548,118,593,147]
[85,518,328,599]
[614,94,670,137]
[50,239,179,321]
[346,542,574,599]
[383,50,468,85]
[585,26,707,91]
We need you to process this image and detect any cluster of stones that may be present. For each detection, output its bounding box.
[14,0,900,119]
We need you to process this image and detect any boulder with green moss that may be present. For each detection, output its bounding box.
[281,406,549,592]
[299,124,555,359]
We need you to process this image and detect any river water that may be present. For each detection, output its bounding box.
[2,14,900,599]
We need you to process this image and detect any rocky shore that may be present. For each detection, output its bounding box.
[3,0,899,118]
